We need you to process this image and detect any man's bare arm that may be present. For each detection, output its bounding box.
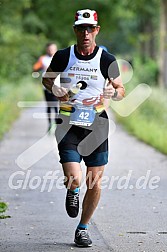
[111,76,125,100]
[42,66,57,92]
[42,66,69,101]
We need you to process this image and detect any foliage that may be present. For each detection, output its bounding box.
[0,0,160,81]
[0,0,47,80]
[0,77,43,140]
[133,56,159,86]
[116,87,167,155]
[0,201,11,219]
[0,202,7,213]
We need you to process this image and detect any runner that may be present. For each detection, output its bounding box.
[33,42,58,132]
[42,9,125,247]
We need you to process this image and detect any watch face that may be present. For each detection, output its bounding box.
[113,89,118,98]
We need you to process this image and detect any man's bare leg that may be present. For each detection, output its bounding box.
[62,162,82,190]
[80,166,104,224]
[62,162,82,218]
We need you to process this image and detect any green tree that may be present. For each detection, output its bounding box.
[159,0,167,88]
[0,0,162,86]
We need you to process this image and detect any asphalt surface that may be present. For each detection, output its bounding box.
[0,105,167,252]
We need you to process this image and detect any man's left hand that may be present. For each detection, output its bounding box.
[103,79,115,99]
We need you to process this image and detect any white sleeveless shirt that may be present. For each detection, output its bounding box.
[60,45,106,105]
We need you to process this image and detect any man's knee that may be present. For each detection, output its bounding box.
[86,171,103,190]
[64,175,80,190]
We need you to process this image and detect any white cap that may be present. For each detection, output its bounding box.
[74,9,98,26]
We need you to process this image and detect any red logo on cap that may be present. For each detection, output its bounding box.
[75,12,79,21]
[93,12,98,21]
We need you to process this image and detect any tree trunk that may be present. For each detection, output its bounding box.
[159,0,167,88]
[139,19,156,62]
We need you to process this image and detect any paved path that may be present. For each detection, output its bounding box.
[0,106,167,252]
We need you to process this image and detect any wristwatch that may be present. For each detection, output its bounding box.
[112,88,118,98]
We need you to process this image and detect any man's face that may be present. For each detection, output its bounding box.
[74,24,100,48]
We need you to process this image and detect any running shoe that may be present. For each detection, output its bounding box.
[74,229,92,247]
[65,189,79,218]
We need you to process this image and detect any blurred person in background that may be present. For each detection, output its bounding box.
[33,42,58,132]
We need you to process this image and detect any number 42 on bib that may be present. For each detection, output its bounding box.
[69,105,95,126]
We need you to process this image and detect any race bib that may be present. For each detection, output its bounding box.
[69,105,95,126]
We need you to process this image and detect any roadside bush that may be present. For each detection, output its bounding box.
[116,87,167,154]
[133,56,158,86]
[0,77,43,139]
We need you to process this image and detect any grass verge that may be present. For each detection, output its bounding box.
[115,87,167,155]
[0,77,43,140]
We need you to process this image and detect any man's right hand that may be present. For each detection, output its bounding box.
[52,85,69,101]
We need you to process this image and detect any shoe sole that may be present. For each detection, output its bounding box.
[66,209,79,218]
[74,239,92,247]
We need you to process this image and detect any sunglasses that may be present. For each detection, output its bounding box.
[75,25,97,33]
